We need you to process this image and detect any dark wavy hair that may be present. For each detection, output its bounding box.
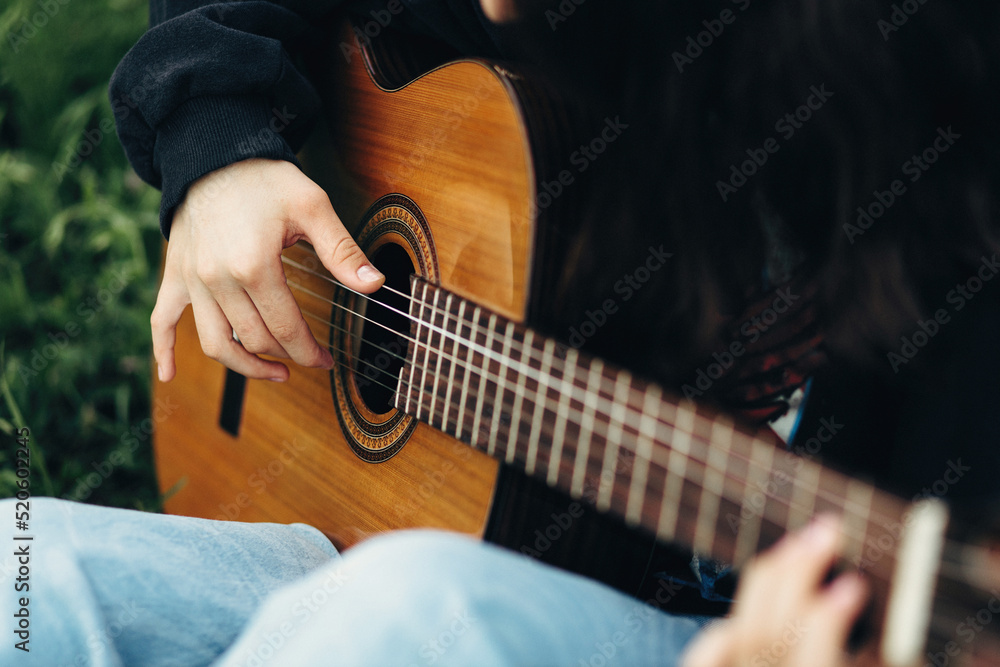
[503,0,1000,391]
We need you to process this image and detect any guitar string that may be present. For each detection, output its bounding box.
[286,252,810,456]
[303,300,967,587]
[289,285,987,600]
[287,251,831,454]
[282,251,965,574]
[322,313,981,612]
[289,287,904,551]
[282,259,907,535]
[314,326,979,626]
[300,310,409,390]
[283,321,898,581]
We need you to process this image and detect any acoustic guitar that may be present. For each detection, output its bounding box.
[153,21,1000,666]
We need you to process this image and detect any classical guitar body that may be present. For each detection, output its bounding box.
[154,30,538,546]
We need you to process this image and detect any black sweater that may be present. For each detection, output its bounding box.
[110,0,503,237]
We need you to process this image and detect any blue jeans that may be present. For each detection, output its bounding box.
[0,498,702,666]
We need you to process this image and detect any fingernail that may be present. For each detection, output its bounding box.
[269,376,286,383]
[357,264,384,283]
[829,573,866,607]
[157,364,164,382]
[802,514,839,548]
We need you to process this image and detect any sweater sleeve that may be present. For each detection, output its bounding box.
[110,0,504,237]
[109,1,346,236]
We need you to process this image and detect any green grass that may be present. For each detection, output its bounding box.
[0,0,164,510]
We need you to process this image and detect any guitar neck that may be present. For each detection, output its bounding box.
[394,278,912,575]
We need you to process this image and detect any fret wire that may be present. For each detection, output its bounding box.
[453,302,475,441]
[524,336,553,475]
[571,359,604,498]
[442,295,468,437]
[624,384,659,526]
[487,320,515,458]
[400,282,420,415]
[546,346,579,488]
[658,403,694,539]
[788,451,820,532]
[842,479,875,565]
[507,329,534,465]
[440,297,465,437]
[693,420,733,556]
[596,368,630,513]
[733,439,775,565]
[468,310,495,450]
[426,289,449,427]
[416,281,437,422]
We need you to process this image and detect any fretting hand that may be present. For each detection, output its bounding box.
[682,516,871,667]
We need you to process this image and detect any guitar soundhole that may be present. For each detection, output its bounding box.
[328,193,436,462]
[354,243,414,413]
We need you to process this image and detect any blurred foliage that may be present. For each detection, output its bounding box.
[0,0,164,510]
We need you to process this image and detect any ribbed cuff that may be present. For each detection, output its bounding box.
[153,94,300,237]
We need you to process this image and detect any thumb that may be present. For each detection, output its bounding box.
[298,205,384,293]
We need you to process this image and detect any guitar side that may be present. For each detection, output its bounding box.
[153,40,540,549]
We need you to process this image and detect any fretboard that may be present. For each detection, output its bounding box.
[395,278,911,577]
